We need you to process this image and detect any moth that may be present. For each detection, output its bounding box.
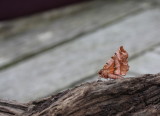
[98,46,129,79]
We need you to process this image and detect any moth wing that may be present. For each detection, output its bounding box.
[114,46,129,76]
[120,63,129,75]
[98,57,115,78]
[114,56,121,75]
[104,57,115,74]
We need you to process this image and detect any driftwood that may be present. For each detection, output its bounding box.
[0,73,160,116]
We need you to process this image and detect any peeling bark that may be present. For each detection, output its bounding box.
[1,73,160,116]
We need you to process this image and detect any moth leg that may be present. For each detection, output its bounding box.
[108,74,123,79]
[98,76,102,80]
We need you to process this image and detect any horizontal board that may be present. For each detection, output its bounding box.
[130,52,160,74]
[0,1,145,68]
[0,1,98,39]
[154,46,160,54]
[0,8,160,102]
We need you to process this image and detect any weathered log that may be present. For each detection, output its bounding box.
[1,73,160,116]
[0,100,27,116]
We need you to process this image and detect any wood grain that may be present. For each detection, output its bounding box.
[1,73,160,116]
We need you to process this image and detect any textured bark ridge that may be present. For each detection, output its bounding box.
[1,73,160,116]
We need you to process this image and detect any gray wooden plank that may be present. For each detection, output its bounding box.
[130,52,160,74]
[0,1,97,39]
[0,1,146,69]
[154,46,160,54]
[0,8,160,103]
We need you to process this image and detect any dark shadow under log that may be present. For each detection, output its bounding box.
[1,73,160,116]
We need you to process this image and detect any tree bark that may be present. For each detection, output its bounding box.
[1,73,160,116]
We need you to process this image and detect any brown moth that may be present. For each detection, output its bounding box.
[98,46,129,79]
